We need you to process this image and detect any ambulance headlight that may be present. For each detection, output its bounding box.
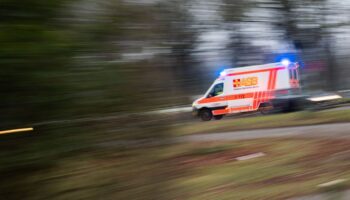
[281,59,291,67]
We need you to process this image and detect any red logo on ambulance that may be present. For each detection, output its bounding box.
[233,77,258,88]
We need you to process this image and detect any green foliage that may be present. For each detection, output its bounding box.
[0,0,195,127]
[0,1,195,199]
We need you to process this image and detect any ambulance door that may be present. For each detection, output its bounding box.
[205,82,227,109]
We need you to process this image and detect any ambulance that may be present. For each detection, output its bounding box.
[192,61,303,121]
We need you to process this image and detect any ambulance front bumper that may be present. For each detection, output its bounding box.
[192,107,199,117]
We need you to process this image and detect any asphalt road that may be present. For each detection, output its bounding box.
[100,123,350,148]
[180,123,350,143]
[288,190,350,200]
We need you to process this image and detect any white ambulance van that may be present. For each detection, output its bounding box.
[192,61,303,121]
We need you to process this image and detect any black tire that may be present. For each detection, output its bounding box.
[259,102,274,115]
[199,109,213,121]
[214,115,224,120]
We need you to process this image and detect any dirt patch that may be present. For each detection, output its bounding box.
[258,171,320,186]
[296,139,350,167]
[201,172,320,198]
[167,145,267,169]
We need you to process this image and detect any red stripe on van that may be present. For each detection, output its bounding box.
[212,109,229,115]
[198,93,254,104]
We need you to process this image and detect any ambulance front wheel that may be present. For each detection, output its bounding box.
[199,109,213,121]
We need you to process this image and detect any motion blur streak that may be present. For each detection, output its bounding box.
[0,0,350,199]
[0,128,34,135]
[308,94,342,102]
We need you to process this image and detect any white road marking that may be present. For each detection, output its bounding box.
[235,152,266,161]
[318,179,347,187]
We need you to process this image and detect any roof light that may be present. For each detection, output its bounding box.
[281,59,291,67]
[220,71,227,76]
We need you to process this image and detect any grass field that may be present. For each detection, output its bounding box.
[2,131,350,199]
[1,110,350,199]
[173,109,350,135]
[168,138,350,199]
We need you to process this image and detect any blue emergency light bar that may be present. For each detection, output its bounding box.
[220,71,227,76]
[281,59,291,67]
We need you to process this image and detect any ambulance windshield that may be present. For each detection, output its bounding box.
[208,83,224,97]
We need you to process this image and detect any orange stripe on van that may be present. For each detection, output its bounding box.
[267,71,273,90]
[226,93,254,100]
[212,109,229,115]
[253,92,258,110]
[229,106,251,113]
[213,106,251,115]
[257,91,263,109]
[198,93,254,104]
[270,70,278,90]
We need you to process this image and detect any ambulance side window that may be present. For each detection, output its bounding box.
[293,69,298,80]
[289,69,293,79]
[289,69,299,80]
[208,83,224,98]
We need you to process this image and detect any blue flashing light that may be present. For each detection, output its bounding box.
[274,53,297,64]
[281,59,291,66]
[220,71,227,76]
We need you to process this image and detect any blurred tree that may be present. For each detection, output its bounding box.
[156,0,201,93]
[0,0,77,128]
[0,0,199,127]
[0,0,194,199]
[222,0,255,67]
[221,0,346,90]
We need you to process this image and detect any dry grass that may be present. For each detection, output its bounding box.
[174,109,350,135]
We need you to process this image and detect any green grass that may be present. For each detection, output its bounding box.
[334,97,350,104]
[169,138,350,199]
[174,109,350,135]
[1,110,350,200]
[1,126,350,200]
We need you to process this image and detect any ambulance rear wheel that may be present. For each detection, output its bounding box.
[259,102,274,115]
[214,115,224,120]
[199,109,213,121]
